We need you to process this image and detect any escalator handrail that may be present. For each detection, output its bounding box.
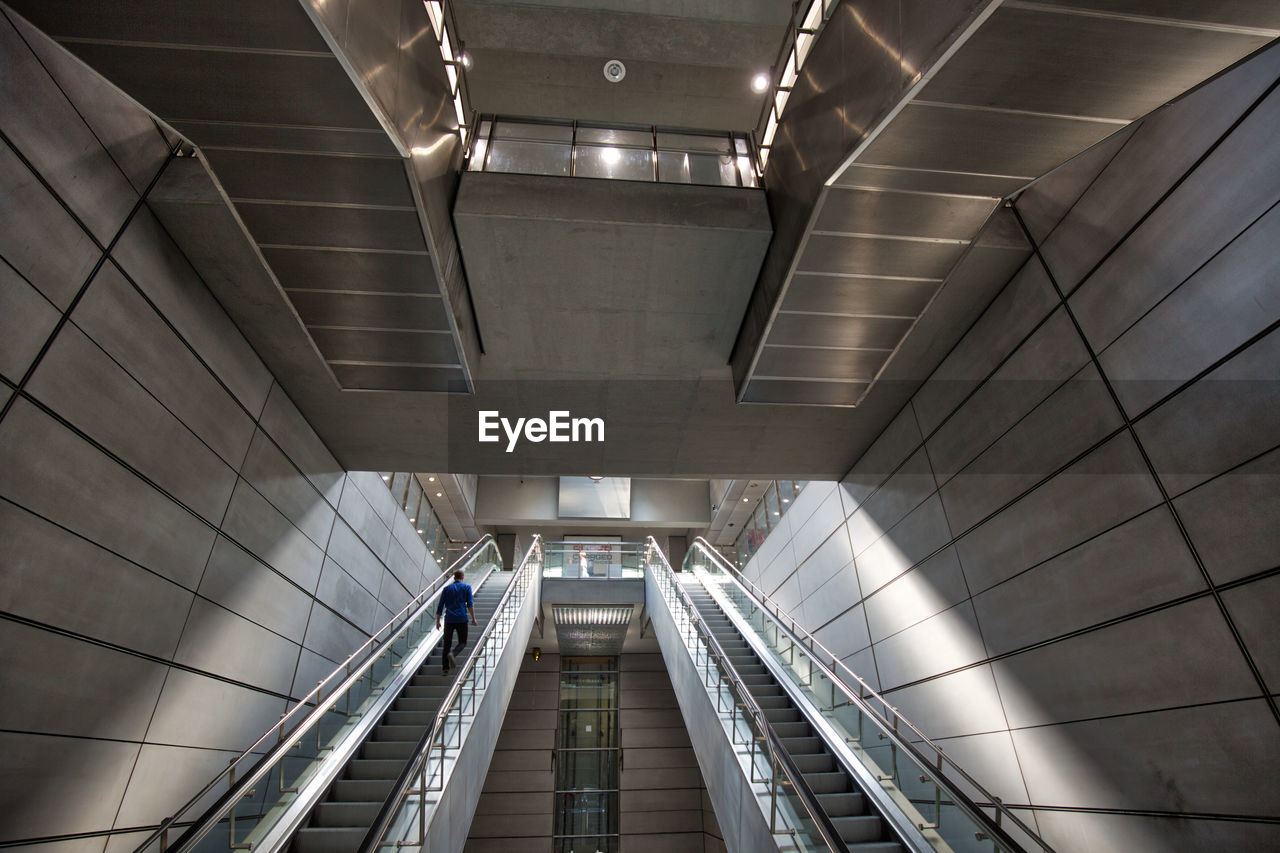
[645,538,851,853]
[357,534,544,853]
[148,535,499,853]
[690,536,1051,852]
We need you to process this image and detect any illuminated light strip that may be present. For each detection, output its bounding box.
[422,0,471,146]
[756,0,842,173]
[552,606,634,627]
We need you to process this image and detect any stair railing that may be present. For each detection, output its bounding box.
[687,536,1054,853]
[643,539,851,852]
[135,536,501,853]
[359,535,544,851]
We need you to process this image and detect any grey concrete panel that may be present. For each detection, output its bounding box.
[1135,327,1280,496]
[1014,124,1137,246]
[924,308,1093,485]
[337,480,393,559]
[173,598,302,695]
[112,742,240,831]
[620,767,706,790]
[811,602,871,663]
[793,526,855,602]
[620,671,681,693]
[1040,43,1280,293]
[939,365,1122,534]
[291,647,339,699]
[1068,85,1280,352]
[382,535,424,597]
[220,478,324,593]
[71,262,256,467]
[1222,572,1280,692]
[799,564,862,633]
[301,600,369,665]
[954,434,1163,593]
[1011,699,1280,815]
[853,493,954,596]
[315,557,381,634]
[994,598,1258,729]
[912,258,1059,436]
[0,15,138,241]
[388,510,428,570]
[781,273,939,318]
[622,727,693,750]
[202,148,415,208]
[0,730,137,841]
[815,187,998,240]
[840,405,926,511]
[239,428,336,548]
[864,547,970,644]
[146,669,287,752]
[1173,447,1280,585]
[849,448,937,546]
[198,536,312,643]
[466,811,550,838]
[0,619,167,741]
[0,399,217,590]
[883,664,1010,742]
[973,507,1203,656]
[26,322,239,523]
[1033,807,1280,853]
[0,501,192,658]
[110,209,273,414]
[0,260,59,384]
[1100,199,1280,416]
[871,601,987,690]
[324,519,386,597]
[376,566,413,616]
[9,9,170,194]
[796,235,965,283]
[347,470,402,529]
[788,482,847,565]
[769,571,804,615]
[0,139,101,310]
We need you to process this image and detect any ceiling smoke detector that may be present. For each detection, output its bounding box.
[603,59,626,83]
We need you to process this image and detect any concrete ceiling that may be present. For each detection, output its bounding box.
[452,0,792,130]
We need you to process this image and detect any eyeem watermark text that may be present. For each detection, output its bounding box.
[478,410,604,452]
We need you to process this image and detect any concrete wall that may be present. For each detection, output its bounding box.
[0,14,441,849]
[737,44,1280,852]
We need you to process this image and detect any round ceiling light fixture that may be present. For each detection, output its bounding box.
[603,59,627,83]
[588,475,605,481]
[751,72,770,93]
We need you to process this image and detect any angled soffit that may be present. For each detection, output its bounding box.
[8,0,481,393]
[733,0,1280,406]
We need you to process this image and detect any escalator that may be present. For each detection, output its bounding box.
[135,536,544,853]
[292,574,513,852]
[645,536,1053,853]
[681,577,903,852]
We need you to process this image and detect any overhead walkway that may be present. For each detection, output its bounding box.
[132,536,543,853]
[644,537,1053,853]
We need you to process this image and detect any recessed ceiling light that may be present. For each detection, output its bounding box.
[773,511,780,516]
[436,492,443,497]
[417,529,424,534]
[742,497,750,502]
[409,517,416,522]
[382,475,390,481]
[459,52,472,69]
[603,59,626,83]
[752,72,769,93]
[588,475,605,481]
[428,476,436,482]
[782,498,790,503]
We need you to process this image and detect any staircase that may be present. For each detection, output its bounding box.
[291,573,514,853]
[681,576,907,853]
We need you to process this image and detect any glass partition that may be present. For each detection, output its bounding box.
[469,117,760,188]
[683,540,1051,853]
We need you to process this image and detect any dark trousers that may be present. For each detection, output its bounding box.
[442,621,468,670]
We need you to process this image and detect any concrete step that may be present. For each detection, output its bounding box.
[293,826,365,853]
[834,815,883,844]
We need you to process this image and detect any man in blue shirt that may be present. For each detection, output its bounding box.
[435,569,476,675]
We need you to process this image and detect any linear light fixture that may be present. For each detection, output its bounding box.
[423,0,472,146]
[756,0,839,171]
[552,606,634,627]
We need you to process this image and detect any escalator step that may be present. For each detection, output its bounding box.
[311,800,381,827]
[763,707,803,724]
[361,740,416,761]
[371,724,427,742]
[804,771,853,794]
[293,827,367,853]
[780,736,824,754]
[393,697,444,712]
[345,759,405,780]
[834,815,883,843]
[771,721,811,739]
[384,710,434,726]
[817,791,867,817]
[330,778,394,802]
[791,752,836,774]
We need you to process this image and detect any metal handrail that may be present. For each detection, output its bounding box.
[689,536,1053,852]
[144,535,499,853]
[644,539,850,853]
[358,535,544,852]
